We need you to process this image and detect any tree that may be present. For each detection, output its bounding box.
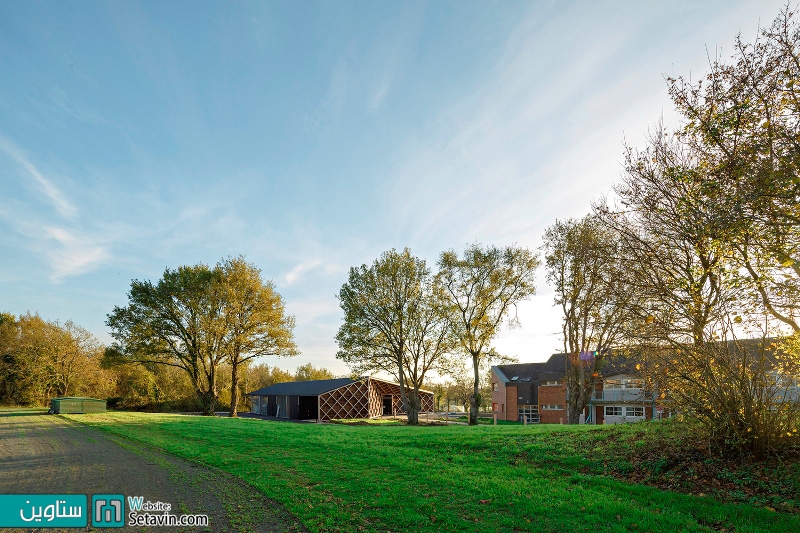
[216,257,298,417]
[595,123,797,455]
[107,264,227,415]
[0,313,111,406]
[336,248,450,424]
[543,216,635,423]
[294,363,335,381]
[247,363,294,390]
[107,260,297,416]
[402,276,456,423]
[436,244,539,425]
[666,6,800,333]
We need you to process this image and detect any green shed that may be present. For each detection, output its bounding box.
[49,397,107,414]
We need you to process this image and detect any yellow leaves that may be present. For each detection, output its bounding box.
[645,315,655,324]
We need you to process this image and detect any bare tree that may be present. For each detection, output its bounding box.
[667,5,800,333]
[543,216,635,423]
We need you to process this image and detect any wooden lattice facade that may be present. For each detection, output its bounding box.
[318,377,434,421]
[249,377,434,422]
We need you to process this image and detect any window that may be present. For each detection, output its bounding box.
[542,380,562,386]
[606,378,644,390]
[277,395,289,418]
[518,405,538,422]
[492,382,498,391]
[605,406,623,417]
[541,404,563,410]
[625,406,644,417]
[492,402,498,412]
[501,404,504,413]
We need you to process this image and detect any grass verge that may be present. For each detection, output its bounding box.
[68,413,799,533]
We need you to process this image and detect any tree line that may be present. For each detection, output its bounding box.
[336,246,538,425]
[0,256,338,415]
[0,306,334,413]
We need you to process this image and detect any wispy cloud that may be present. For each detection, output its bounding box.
[0,134,78,220]
[383,4,669,251]
[0,133,112,281]
[41,226,111,282]
[285,259,322,285]
[49,88,105,125]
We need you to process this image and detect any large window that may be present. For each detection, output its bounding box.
[605,406,623,417]
[277,395,289,418]
[518,405,539,422]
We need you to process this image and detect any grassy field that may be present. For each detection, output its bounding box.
[68,412,799,533]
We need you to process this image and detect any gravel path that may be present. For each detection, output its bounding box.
[0,412,306,533]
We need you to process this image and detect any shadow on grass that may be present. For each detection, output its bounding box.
[0,408,49,417]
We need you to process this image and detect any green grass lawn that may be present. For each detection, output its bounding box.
[68,412,799,533]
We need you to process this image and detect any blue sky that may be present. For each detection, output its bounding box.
[0,0,787,376]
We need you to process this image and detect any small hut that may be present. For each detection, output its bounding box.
[49,397,107,414]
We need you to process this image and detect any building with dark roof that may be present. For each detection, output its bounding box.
[248,377,434,421]
[491,352,654,425]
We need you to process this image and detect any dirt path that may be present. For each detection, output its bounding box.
[0,412,306,533]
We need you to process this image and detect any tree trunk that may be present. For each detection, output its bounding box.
[396,363,413,424]
[469,353,480,426]
[198,389,217,416]
[229,360,240,418]
[407,388,421,425]
[567,395,582,424]
[200,368,218,416]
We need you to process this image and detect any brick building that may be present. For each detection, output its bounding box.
[491,353,657,424]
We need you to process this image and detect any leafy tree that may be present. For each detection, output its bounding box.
[294,363,335,381]
[216,257,298,417]
[402,273,456,422]
[0,313,110,406]
[108,260,297,416]
[543,216,636,423]
[596,122,797,455]
[107,264,227,415]
[436,244,539,425]
[336,248,450,424]
[247,363,294,390]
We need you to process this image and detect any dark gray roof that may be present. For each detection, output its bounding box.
[493,353,568,384]
[248,378,358,397]
[494,351,641,383]
[494,339,785,384]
